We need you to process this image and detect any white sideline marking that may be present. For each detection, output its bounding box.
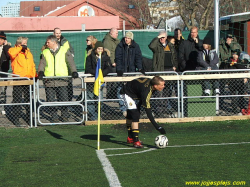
[97,142,250,187]
[96,149,122,187]
[167,142,250,148]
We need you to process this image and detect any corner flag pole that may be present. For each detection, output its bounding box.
[97,53,101,150]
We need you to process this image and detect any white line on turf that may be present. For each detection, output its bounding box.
[106,148,157,157]
[96,141,250,187]
[167,141,250,148]
[96,149,122,187]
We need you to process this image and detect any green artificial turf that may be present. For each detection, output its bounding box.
[0,120,249,187]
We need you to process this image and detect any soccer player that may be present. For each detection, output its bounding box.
[119,76,166,148]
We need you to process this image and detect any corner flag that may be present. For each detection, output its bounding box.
[93,55,104,96]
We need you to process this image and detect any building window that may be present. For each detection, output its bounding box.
[34,6,40,11]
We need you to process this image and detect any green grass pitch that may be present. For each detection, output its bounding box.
[0,120,249,187]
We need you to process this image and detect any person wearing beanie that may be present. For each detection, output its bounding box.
[0,31,11,112]
[115,31,143,117]
[196,36,220,96]
[85,41,112,120]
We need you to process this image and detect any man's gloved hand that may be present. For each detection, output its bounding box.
[21,45,27,52]
[72,72,79,78]
[117,70,123,76]
[38,71,44,80]
[139,69,146,75]
[157,126,166,134]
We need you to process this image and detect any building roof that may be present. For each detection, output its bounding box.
[219,12,250,25]
[0,16,119,31]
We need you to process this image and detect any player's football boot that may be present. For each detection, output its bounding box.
[127,137,143,144]
[133,141,144,148]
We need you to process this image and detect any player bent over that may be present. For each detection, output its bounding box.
[119,76,166,148]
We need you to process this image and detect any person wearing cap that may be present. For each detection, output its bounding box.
[0,31,11,106]
[196,37,220,96]
[115,31,144,117]
[148,30,168,71]
[218,34,242,111]
[38,35,78,123]
[85,41,112,120]
[219,34,242,69]
[226,49,248,115]
[8,36,37,126]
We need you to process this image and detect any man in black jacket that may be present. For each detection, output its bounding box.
[178,27,203,117]
[115,31,144,117]
[120,76,166,148]
[178,26,203,72]
[0,31,11,105]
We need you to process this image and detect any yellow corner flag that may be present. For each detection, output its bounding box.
[93,55,104,96]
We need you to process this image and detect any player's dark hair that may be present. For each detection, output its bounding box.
[150,76,164,85]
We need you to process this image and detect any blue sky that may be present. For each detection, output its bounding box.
[0,0,41,15]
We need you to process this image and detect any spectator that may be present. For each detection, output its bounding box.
[103,28,120,73]
[179,26,203,72]
[54,27,74,101]
[219,34,242,110]
[115,31,144,117]
[84,35,97,72]
[225,49,248,115]
[85,41,112,120]
[178,26,203,117]
[219,34,242,69]
[148,30,168,71]
[0,31,11,106]
[8,37,37,126]
[149,31,178,116]
[103,28,120,101]
[53,27,74,54]
[38,35,78,123]
[196,37,220,96]
[174,28,184,53]
[119,76,166,148]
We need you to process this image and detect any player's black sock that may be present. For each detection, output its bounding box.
[132,129,139,142]
[127,124,132,138]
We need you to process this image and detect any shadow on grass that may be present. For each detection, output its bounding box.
[81,134,153,148]
[45,129,96,149]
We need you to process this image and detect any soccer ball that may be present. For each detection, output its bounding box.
[155,135,168,148]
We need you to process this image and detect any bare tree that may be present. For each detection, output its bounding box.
[176,0,214,30]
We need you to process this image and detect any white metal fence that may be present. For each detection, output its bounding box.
[1,70,250,128]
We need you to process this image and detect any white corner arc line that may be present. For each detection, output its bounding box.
[107,148,157,157]
[96,149,122,187]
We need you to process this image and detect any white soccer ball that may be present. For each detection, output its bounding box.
[155,135,168,148]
